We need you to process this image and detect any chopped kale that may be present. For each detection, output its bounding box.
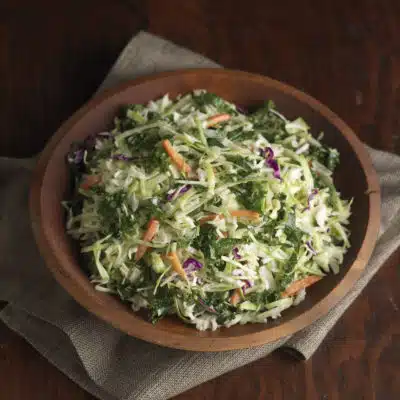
[148,287,174,324]
[213,238,243,257]
[203,292,236,324]
[134,144,170,174]
[126,129,162,152]
[229,129,258,141]
[284,213,303,245]
[255,219,279,241]
[114,104,148,131]
[247,290,280,305]
[235,181,268,213]
[225,156,253,178]
[311,171,326,189]
[192,226,218,258]
[97,190,137,236]
[249,101,286,141]
[139,199,164,222]
[192,228,243,259]
[309,146,340,172]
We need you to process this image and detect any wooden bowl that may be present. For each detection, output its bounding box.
[30,69,381,351]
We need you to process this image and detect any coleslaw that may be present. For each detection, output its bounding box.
[64,91,352,330]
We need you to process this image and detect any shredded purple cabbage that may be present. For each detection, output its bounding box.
[306,240,317,255]
[242,279,254,294]
[265,147,274,159]
[244,280,253,288]
[89,131,113,148]
[68,132,114,166]
[166,185,192,201]
[112,154,134,161]
[67,148,85,165]
[232,247,242,260]
[236,104,248,114]
[183,258,203,272]
[306,189,318,211]
[261,147,281,180]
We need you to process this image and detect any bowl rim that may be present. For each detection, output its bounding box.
[30,68,381,351]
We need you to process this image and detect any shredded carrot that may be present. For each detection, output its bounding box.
[281,275,322,298]
[162,139,191,174]
[199,210,260,225]
[80,175,101,190]
[206,113,231,127]
[135,218,160,261]
[229,288,242,306]
[229,210,260,220]
[166,251,187,279]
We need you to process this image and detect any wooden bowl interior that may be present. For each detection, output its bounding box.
[34,70,379,349]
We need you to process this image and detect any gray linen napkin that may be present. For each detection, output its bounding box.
[1,32,400,400]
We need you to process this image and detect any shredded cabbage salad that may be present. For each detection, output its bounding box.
[65,91,352,330]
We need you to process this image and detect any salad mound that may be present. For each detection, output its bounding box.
[65,91,352,330]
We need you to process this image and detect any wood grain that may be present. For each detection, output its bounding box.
[1,0,399,398]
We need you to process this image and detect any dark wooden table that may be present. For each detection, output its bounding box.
[1,1,399,399]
